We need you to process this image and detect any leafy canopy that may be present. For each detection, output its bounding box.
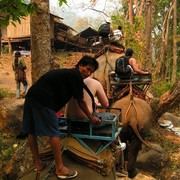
[58,0,68,7]
[0,0,67,27]
[0,0,39,27]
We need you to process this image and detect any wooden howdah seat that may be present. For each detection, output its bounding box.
[108,71,152,101]
[58,108,122,155]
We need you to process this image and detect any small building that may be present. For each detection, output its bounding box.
[1,14,90,53]
[76,27,100,47]
[1,15,31,53]
[1,14,65,53]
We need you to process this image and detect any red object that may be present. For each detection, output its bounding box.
[56,111,64,118]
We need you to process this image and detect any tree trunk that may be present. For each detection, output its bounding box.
[30,0,52,83]
[127,0,134,24]
[139,0,145,16]
[134,0,145,16]
[172,0,177,82]
[144,0,152,70]
[0,30,2,57]
[151,77,180,122]
[8,38,12,55]
[160,1,174,80]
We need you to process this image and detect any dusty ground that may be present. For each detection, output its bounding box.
[0,52,84,93]
[0,53,179,180]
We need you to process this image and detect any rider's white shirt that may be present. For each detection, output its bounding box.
[110,29,123,42]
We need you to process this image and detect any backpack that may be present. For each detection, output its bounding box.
[115,56,131,75]
[98,23,110,38]
[13,58,27,82]
[17,68,26,82]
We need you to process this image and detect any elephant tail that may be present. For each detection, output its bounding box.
[129,122,161,153]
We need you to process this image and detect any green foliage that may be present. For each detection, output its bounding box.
[161,137,179,154]
[111,0,178,81]
[0,0,38,27]
[0,133,16,168]
[58,0,68,7]
[151,81,173,97]
[146,127,180,173]
[111,13,146,65]
[151,0,178,80]
[1,45,8,54]
[0,0,67,27]
[0,88,14,99]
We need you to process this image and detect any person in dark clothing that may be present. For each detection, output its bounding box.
[125,48,149,74]
[22,55,101,179]
[12,51,28,99]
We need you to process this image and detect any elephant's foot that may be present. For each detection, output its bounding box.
[128,168,138,178]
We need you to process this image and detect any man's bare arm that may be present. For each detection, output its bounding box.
[77,99,101,124]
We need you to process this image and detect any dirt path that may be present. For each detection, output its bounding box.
[0,52,85,95]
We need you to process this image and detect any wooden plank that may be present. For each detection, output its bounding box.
[78,38,86,44]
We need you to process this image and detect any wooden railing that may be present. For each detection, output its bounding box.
[56,29,87,45]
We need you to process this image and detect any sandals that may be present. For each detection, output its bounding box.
[34,167,45,172]
[56,169,78,179]
[34,162,47,172]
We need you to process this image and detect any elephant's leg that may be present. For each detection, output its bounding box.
[127,138,141,178]
[127,128,146,178]
[120,125,145,178]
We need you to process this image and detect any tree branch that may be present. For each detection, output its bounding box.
[151,77,180,122]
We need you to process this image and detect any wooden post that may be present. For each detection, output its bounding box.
[8,37,12,55]
[0,30,2,57]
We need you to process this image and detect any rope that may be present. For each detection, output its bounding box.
[125,98,140,124]
[84,84,96,112]
[125,72,140,124]
[104,50,114,70]
[101,45,114,79]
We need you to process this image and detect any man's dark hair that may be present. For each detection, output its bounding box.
[76,55,99,71]
[125,48,134,57]
[15,51,21,57]
[118,26,122,30]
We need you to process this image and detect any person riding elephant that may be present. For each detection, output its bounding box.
[66,74,128,177]
[124,48,150,75]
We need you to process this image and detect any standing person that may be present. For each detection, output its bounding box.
[22,55,101,179]
[12,51,28,99]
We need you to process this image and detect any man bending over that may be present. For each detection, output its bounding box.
[22,55,101,179]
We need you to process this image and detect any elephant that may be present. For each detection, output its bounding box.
[93,46,159,178]
[110,93,156,178]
